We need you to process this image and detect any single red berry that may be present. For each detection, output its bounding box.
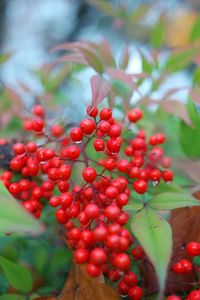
[85,203,100,219]
[123,271,138,286]
[108,269,121,282]
[105,186,119,199]
[162,170,173,182]
[148,146,163,162]
[90,248,107,265]
[128,108,143,123]
[94,139,105,151]
[149,169,161,182]
[74,248,89,264]
[70,127,83,142]
[32,119,44,132]
[93,226,108,242]
[131,246,144,260]
[107,138,121,153]
[82,167,97,182]
[80,119,96,135]
[113,253,131,271]
[49,196,60,207]
[13,143,25,154]
[133,179,147,194]
[109,124,121,138]
[105,205,121,221]
[98,121,111,133]
[60,192,73,208]
[26,141,37,153]
[186,242,200,257]
[61,145,80,159]
[103,158,116,170]
[116,159,130,173]
[56,208,68,224]
[87,106,98,117]
[86,263,101,277]
[118,280,129,295]
[100,108,112,120]
[128,286,143,300]
[166,296,181,300]
[32,105,44,117]
[188,290,200,300]
[51,124,64,137]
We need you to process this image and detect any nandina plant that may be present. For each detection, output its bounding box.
[1,90,200,300]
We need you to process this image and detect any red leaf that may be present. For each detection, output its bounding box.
[51,41,96,52]
[90,75,110,106]
[54,54,88,65]
[190,88,200,104]
[106,67,133,85]
[100,39,116,67]
[161,100,193,127]
[119,46,130,69]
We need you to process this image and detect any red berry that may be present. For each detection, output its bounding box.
[118,280,129,295]
[148,146,163,162]
[166,296,181,300]
[128,108,143,123]
[131,246,144,260]
[82,167,97,182]
[51,124,64,137]
[80,119,96,135]
[105,186,119,199]
[98,121,111,133]
[74,248,89,264]
[90,248,107,265]
[113,253,131,271]
[13,143,25,155]
[93,226,108,242]
[162,170,173,182]
[87,106,98,117]
[56,208,68,224]
[70,127,83,142]
[105,205,121,221]
[61,145,80,159]
[123,271,138,286]
[107,138,121,153]
[128,286,143,300]
[32,105,44,117]
[109,124,121,138]
[116,159,130,173]
[85,203,100,219]
[26,141,37,153]
[49,196,60,207]
[32,119,44,132]
[188,290,200,300]
[100,108,112,120]
[86,263,101,277]
[94,139,105,151]
[133,179,147,194]
[149,169,161,182]
[186,242,200,257]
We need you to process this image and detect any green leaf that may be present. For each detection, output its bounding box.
[150,19,165,48]
[190,17,200,42]
[0,256,33,292]
[0,295,25,300]
[78,47,104,73]
[179,120,200,158]
[149,192,200,210]
[140,52,152,74]
[131,208,172,294]
[0,53,12,64]
[124,198,143,211]
[112,80,132,98]
[0,181,44,234]
[165,47,200,73]
[187,99,200,129]
[148,181,183,196]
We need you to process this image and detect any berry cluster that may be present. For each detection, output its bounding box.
[1,104,175,299]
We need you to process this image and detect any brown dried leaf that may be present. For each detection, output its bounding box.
[58,264,120,300]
